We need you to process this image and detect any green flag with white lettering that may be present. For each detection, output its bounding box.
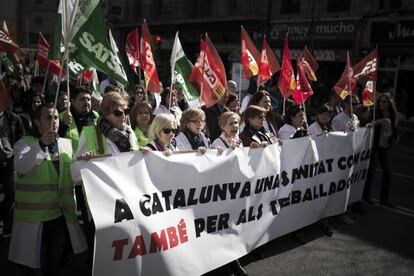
[69,0,128,86]
[171,32,199,101]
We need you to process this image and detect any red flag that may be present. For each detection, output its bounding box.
[36,32,62,76]
[140,20,160,93]
[353,47,377,81]
[334,51,355,99]
[126,28,140,75]
[0,27,19,53]
[293,57,313,105]
[300,46,318,81]
[362,80,375,107]
[81,69,93,81]
[277,35,296,99]
[37,32,49,66]
[257,36,281,86]
[240,26,260,80]
[189,36,227,107]
[48,60,63,76]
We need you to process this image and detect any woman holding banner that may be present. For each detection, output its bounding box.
[239,105,272,147]
[248,90,279,141]
[175,108,210,152]
[308,104,333,136]
[212,111,243,148]
[145,113,178,155]
[278,105,307,140]
[75,92,139,161]
[364,93,398,206]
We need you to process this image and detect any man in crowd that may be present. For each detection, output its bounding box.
[204,89,230,141]
[9,103,87,274]
[59,87,99,152]
[332,95,360,132]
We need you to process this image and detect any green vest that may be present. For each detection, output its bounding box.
[82,125,139,154]
[59,110,99,151]
[14,136,78,223]
[134,126,150,147]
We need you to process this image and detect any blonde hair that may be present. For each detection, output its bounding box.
[219,111,240,130]
[149,113,177,141]
[100,91,128,116]
[179,108,205,132]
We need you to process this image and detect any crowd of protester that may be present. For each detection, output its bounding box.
[0,66,399,275]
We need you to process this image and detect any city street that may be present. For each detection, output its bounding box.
[1,143,414,276]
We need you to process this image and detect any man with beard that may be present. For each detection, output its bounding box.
[59,87,99,151]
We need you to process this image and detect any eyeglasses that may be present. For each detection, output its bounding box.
[162,128,178,135]
[112,109,128,117]
[189,119,206,124]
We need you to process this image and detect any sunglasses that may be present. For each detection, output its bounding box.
[112,109,128,117]
[162,128,178,135]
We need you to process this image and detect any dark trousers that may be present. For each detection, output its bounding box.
[364,147,392,202]
[0,164,15,231]
[41,216,72,276]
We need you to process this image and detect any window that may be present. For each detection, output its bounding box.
[29,33,38,44]
[35,0,43,5]
[327,0,350,12]
[35,17,43,25]
[111,5,122,15]
[281,0,301,14]
[379,0,401,9]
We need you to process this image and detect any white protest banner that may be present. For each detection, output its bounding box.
[75,128,373,276]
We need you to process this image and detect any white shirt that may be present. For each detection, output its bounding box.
[278,124,298,140]
[175,132,210,151]
[153,105,182,123]
[211,133,243,148]
[240,94,252,113]
[308,121,323,136]
[331,111,359,131]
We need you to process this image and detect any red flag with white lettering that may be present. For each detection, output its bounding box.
[0,27,19,53]
[257,35,280,86]
[240,26,260,80]
[36,32,62,76]
[188,36,227,107]
[353,47,377,81]
[126,28,140,75]
[140,20,160,93]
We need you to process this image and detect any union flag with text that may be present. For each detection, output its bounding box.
[241,26,260,80]
[140,20,160,92]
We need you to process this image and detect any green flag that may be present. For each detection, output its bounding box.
[170,32,199,101]
[48,11,63,61]
[1,21,16,73]
[69,0,128,86]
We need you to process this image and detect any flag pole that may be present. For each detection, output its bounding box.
[373,80,376,121]
[41,61,50,96]
[283,98,286,117]
[199,36,206,108]
[301,92,308,128]
[34,60,39,77]
[238,64,242,108]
